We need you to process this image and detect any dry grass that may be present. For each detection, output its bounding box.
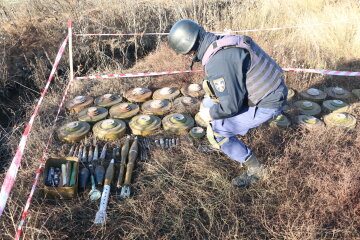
[0,0,359,239]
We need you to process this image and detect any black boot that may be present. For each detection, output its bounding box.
[231,154,265,187]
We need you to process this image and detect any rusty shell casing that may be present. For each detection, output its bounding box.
[352,89,360,100]
[294,100,322,116]
[124,88,152,103]
[94,93,123,108]
[57,121,91,143]
[152,87,180,100]
[326,87,352,100]
[324,112,356,129]
[117,136,130,188]
[189,126,206,138]
[129,115,161,136]
[65,96,94,114]
[141,99,172,115]
[195,112,209,128]
[296,115,324,129]
[180,83,205,98]
[93,119,126,141]
[124,137,138,185]
[162,113,195,134]
[104,159,115,186]
[287,88,296,101]
[322,100,350,113]
[270,114,291,128]
[77,107,108,124]
[299,88,327,103]
[173,96,200,114]
[109,102,140,120]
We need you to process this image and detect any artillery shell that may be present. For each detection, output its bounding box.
[93,144,99,162]
[100,143,107,161]
[79,167,90,189]
[95,165,105,186]
[82,145,88,163]
[88,145,94,162]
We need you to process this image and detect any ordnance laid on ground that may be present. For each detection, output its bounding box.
[299,88,327,103]
[79,167,89,190]
[129,114,161,136]
[173,96,200,114]
[352,89,360,100]
[65,96,94,114]
[95,93,122,108]
[82,145,88,163]
[326,87,352,100]
[120,137,138,199]
[189,126,206,138]
[94,157,115,224]
[195,112,208,128]
[165,138,169,148]
[124,88,152,103]
[77,107,108,124]
[88,164,101,201]
[73,145,79,157]
[153,138,179,149]
[88,145,94,163]
[322,100,350,113]
[287,88,296,101]
[181,83,205,98]
[95,144,107,186]
[270,114,291,128]
[323,112,357,129]
[57,121,91,143]
[77,144,83,162]
[141,99,172,115]
[140,138,150,161]
[162,113,195,134]
[61,164,67,186]
[93,143,99,164]
[117,136,130,191]
[154,139,160,148]
[68,145,76,157]
[152,87,180,100]
[159,138,165,149]
[93,119,126,140]
[46,167,55,186]
[294,100,322,116]
[66,162,71,185]
[110,102,140,120]
[69,162,76,187]
[296,115,324,129]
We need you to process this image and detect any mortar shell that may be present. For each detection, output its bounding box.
[129,114,161,136]
[124,88,152,103]
[299,88,327,103]
[287,88,296,101]
[322,100,350,113]
[296,115,324,129]
[109,102,140,119]
[152,87,180,100]
[141,99,172,115]
[270,114,291,128]
[77,107,108,124]
[93,119,126,140]
[324,112,356,129]
[173,96,200,114]
[352,89,360,100]
[162,113,195,134]
[94,93,122,108]
[180,84,205,98]
[189,126,206,138]
[57,121,91,143]
[195,112,208,128]
[294,100,322,116]
[326,87,352,100]
[65,96,94,114]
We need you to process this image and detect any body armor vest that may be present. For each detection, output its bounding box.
[201,35,283,105]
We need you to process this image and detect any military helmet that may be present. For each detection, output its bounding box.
[168,19,204,55]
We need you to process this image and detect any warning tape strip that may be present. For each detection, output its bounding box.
[0,35,69,219]
[74,17,360,37]
[75,68,360,80]
[15,75,74,240]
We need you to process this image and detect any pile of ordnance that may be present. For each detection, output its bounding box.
[44,83,358,224]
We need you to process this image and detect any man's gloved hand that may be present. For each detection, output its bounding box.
[198,107,212,124]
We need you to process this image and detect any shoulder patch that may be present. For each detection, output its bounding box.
[213,78,226,93]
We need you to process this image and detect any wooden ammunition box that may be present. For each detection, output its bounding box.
[43,156,78,199]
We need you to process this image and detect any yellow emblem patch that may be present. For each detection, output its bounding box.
[213,78,226,93]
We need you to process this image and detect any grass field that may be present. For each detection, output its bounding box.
[0,0,359,239]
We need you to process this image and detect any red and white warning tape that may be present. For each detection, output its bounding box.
[74,17,360,37]
[75,67,360,80]
[0,35,69,219]
[15,75,74,240]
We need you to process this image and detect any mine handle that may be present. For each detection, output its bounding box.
[104,159,115,186]
[124,137,138,185]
